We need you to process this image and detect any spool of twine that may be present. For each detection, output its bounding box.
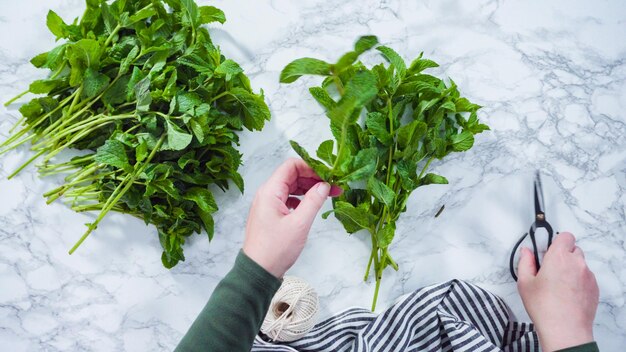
[260,276,319,342]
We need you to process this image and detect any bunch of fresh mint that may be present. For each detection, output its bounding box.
[1,0,270,268]
[281,36,488,309]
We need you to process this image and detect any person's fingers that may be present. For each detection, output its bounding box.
[270,159,322,185]
[517,247,538,283]
[290,182,330,227]
[286,196,301,210]
[291,179,344,196]
[329,185,343,197]
[289,177,343,197]
[264,159,322,202]
[572,246,585,258]
[290,177,322,195]
[551,232,576,252]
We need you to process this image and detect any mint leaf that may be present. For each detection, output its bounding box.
[165,119,193,151]
[419,173,449,186]
[354,35,379,54]
[128,7,156,23]
[280,58,331,83]
[397,159,417,190]
[215,59,243,81]
[29,79,64,95]
[66,39,101,86]
[82,68,110,99]
[184,187,218,213]
[180,0,199,28]
[151,179,181,200]
[455,97,481,112]
[199,6,226,24]
[228,87,270,131]
[135,140,148,163]
[188,117,205,144]
[334,35,378,72]
[396,80,441,97]
[439,100,456,113]
[341,147,377,182]
[342,70,378,106]
[134,76,151,112]
[95,140,132,172]
[367,177,395,208]
[365,112,391,145]
[197,209,215,241]
[176,91,202,113]
[316,140,335,165]
[290,140,332,180]
[309,87,336,111]
[119,46,139,75]
[377,223,395,248]
[327,97,358,133]
[408,54,439,74]
[332,201,376,233]
[465,112,490,134]
[396,120,427,150]
[377,45,406,79]
[46,10,68,40]
[328,71,377,129]
[449,131,474,151]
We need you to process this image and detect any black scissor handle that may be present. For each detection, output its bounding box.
[528,219,554,272]
[509,232,528,281]
[509,220,555,281]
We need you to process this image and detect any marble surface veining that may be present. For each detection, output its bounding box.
[1,0,625,351]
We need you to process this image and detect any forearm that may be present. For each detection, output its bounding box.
[175,250,282,352]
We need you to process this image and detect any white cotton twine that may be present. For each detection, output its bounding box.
[260,276,319,342]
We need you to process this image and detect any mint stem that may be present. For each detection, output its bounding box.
[372,274,382,311]
[7,149,46,179]
[68,135,165,255]
[4,90,28,107]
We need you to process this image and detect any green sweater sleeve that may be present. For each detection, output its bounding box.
[555,342,599,352]
[175,250,282,352]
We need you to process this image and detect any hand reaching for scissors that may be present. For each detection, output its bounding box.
[242,158,342,278]
[517,232,599,351]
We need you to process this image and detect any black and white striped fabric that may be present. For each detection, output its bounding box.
[252,280,538,352]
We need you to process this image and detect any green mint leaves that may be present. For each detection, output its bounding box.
[280,35,489,310]
[1,0,270,268]
[279,58,332,83]
[94,140,133,172]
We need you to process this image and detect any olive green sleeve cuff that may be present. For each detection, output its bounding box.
[555,342,599,352]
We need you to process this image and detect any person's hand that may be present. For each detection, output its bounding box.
[517,232,599,351]
[242,158,342,278]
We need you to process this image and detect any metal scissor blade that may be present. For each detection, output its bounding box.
[534,171,545,219]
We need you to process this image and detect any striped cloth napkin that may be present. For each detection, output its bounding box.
[253,280,537,352]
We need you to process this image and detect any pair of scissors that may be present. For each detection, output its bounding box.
[509,171,555,281]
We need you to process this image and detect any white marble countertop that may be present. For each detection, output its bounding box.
[1,0,625,351]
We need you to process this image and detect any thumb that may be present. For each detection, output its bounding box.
[291,182,330,227]
[517,247,538,283]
